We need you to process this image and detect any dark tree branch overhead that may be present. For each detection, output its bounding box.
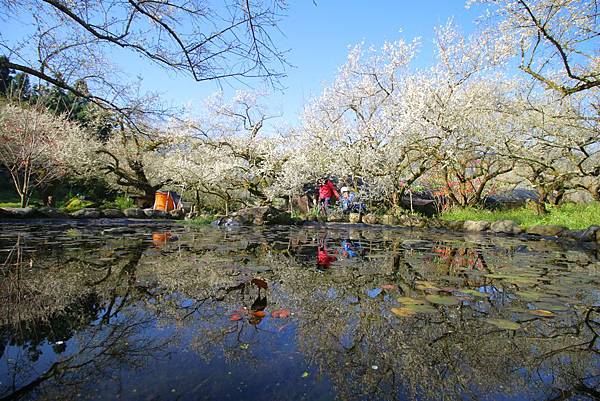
[0,0,288,120]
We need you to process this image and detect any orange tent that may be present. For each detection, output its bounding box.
[153,191,182,211]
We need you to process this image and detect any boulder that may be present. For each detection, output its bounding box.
[1,207,36,218]
[327,209,345,223]
[144,208,167,218]
[563,226,599,242]
[213,206,292,226]
[380,215,398,226]
[362,214,379,225]
[397,215,427,227]
[123,208,146,218]
[463,220,490,232]
[70,208,101,219]
[348,213,362,224]
[445,220,465,231]
[490,220,523,235]
[102,209,125,218]
[169,209,186,219]
[526,225,567,237]
[37,207,68,218]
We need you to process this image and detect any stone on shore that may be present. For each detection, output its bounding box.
[123,208,146,218]
[348,213,362,224]
[463,220,490,232]
[490,220,523,235]
[70,208,101,218]
[362,214,379,225]
[526,225,567,237]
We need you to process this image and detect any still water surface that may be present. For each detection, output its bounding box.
[0,220,599,401]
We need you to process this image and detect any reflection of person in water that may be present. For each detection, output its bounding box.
[317,234,337,270]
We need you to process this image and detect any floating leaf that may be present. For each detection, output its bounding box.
[396,297,426,305]
[415,281,439,292]
[516,290,544,301]
[391,307,416,317]
[425,295,460,306]
[380,284,397,290]
[532,302,569,312]
[403,304,437,314]
[528,309,555,317]
[485,274,538,285]
[301,371,309,378]
[230,313,243,321]
[486,318,521,330]
[251,278,268,289]
[457,289,490,298]
[271,309,291,318]
[239,343,250,350]
[252,311,266,318]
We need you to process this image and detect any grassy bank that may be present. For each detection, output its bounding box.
[442,202,600,230]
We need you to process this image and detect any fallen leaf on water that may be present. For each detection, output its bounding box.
[528,309,555,317]
[230,313,243,321]
[415,281,440,292]
[301,371,309,378]
[239,343,249,350]
[251,278,268,289]
[485,318,521,330]
[380,284,397,290]
[457,289,490,298]
[391,307,416,317]
[271,309,291,318]
[396,297,426,305]
[425,294,460,306]
[252,311,266,318]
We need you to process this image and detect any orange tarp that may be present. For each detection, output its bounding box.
[154,191,175,211]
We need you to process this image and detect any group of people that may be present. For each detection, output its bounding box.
[317,177,366,214]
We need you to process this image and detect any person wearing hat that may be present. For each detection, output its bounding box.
[340,186,355,212]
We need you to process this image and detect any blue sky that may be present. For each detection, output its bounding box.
[3,1,483,124]
[132,1,482,124]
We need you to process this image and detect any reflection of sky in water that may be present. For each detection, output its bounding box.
[0,221,598,400]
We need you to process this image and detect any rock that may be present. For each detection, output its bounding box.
[490,220,523,235]
[380,215,398,226]
[348,213,362,224]
[327,209,345,223]
[70,208,101,219]
[213,206,292,226]
[484,189,538,210]
[37,207,68,218]
[463,220,490,232]
[397,215,427,227]
[1,207,36,218]
[562,190,594,204]
[362,214,379,225]
[445,220,465,231]
[563,226,599,242]
[143,208,167,218]
[123,208,145,218]
[101,208,124,218]
[169,209,185,219]
[526,225,567,237]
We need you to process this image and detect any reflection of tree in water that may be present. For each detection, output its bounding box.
[0,225,598,400]
[0,232,178,401]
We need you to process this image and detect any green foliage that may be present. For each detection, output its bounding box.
[62,196,95,212]
[103,195,135,210]
[442,202,600,230]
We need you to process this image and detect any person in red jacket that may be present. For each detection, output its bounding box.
[317,177,339,210]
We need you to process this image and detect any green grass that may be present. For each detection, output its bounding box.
[442,202,600,230]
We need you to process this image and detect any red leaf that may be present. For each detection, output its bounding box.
[251,278,268,289]
[230,313,243,321]
[252,311,266,318]
[271,309,291,318]
[380,284,397,290]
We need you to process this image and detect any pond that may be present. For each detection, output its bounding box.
[0,220,599,401]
